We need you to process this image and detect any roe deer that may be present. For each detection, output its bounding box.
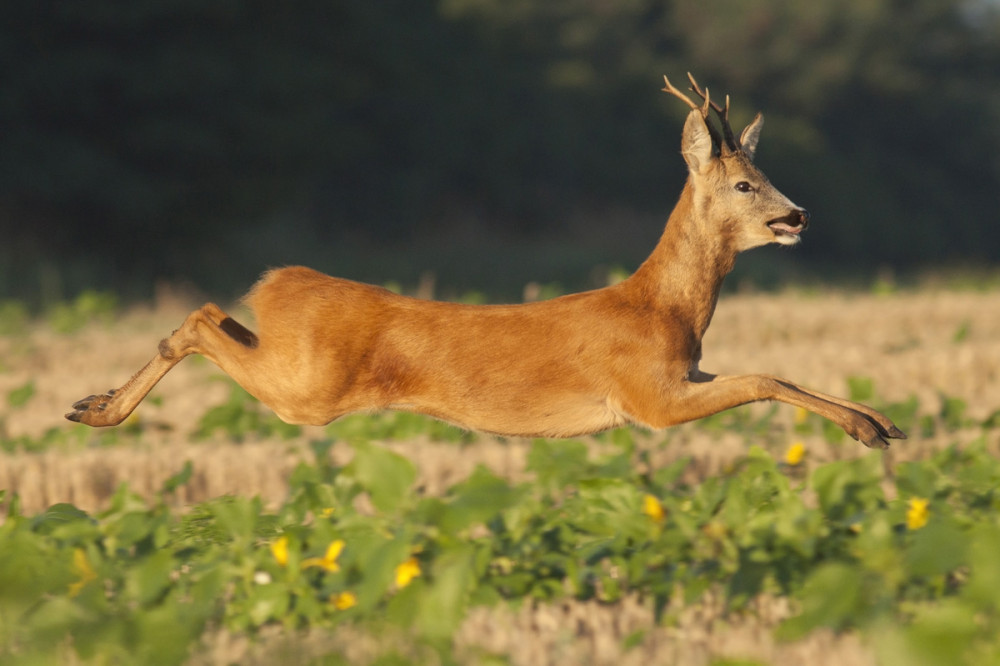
[67,73,905,449]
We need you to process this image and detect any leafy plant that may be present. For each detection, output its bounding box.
[6,381,35,408]
[194,381,301,442]
[4,386,1000,664]
[46,290,118,334]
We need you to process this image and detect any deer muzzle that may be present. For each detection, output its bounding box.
[767,208,809,237]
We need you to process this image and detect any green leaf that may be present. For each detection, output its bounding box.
[527,438,589,489]
[209,496,265,546]
[884,600,980,666]
[437,466,523,535]
[126,550,175,607]
[727,551,769,606]
[415,545,476,640]
[351,532,411,611]
[652,455,692,488]
[247,583,291,626]
[940,395,969,431]
[884,395,920,436]
[160,461,194,494]
[0,529,75,602]
[30,503,93,535]
[811,457,884,522]
[894,461,939,500]
[101,511,163,553]
[849,513,902,585]
[847,376,874,402]
[7,380,36,408]
[777,562,864,640]
[963,523,1000,610]
[346,441,416,513]
[566,478,644,539]
[133,594,208,666]
[905,517,967,579]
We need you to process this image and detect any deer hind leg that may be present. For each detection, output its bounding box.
[66,303,259,427]
[646,374,906,450]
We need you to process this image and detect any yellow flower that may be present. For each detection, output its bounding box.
[784,442,806,466]
[302,539,345,572]
[331,591,357,610]
[68,548,97,597]
[319,507,335,518]
[642,494,665,523]
[395,557,422,589]
[794,407,810,425]
[271,536,290,567]
[906,498,930,530]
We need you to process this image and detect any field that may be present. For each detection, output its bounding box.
[1,284,999,665]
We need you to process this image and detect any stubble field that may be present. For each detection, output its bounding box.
[1,284,999,665]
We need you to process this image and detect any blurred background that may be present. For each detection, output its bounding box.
[2,0,999,306]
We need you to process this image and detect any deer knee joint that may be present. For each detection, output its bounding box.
[158,338,178,360]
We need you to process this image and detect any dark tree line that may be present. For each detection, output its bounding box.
[2,0,999,301]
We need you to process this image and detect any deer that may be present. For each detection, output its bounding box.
[67,73,905,450]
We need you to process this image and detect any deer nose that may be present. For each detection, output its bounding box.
[796,209,810,229]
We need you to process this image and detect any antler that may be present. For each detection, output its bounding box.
[662,72,741,155]
[685,73,739,155]
[662,74,724,152]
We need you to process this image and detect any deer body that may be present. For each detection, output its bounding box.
[68,75,905,449]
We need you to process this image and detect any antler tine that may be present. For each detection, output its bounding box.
[716,94,737,153]
[664,73,724,152]
[662,74,699,111]
[685,73,723,114]
[686,73,739,153]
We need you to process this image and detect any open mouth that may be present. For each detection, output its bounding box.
[767,210,809,242]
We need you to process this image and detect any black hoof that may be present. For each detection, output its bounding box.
[72,395,98,410]
[863,433,890,450]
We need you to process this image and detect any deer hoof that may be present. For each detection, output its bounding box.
[65,391,116,426]
[861,432,890,450]
[887,425,907,439]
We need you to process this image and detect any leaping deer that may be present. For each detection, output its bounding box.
[67,74,905,449]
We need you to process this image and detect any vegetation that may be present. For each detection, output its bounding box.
[4,0,1000,303]
[2,360,1000,663]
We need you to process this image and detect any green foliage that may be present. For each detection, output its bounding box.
[194,381,302,442]
[0,423,140,454]
[6,380,35,408]
[345,441,417,514]
[3,429,1000,663]
[4,378,1000,661]
[46,290,117,334]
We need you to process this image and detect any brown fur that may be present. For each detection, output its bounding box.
[67,77,904,449]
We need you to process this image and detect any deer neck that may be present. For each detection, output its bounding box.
[628,181,737,340]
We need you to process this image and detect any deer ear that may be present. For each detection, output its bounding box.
[739,112,764,160]
[680,109,715,173]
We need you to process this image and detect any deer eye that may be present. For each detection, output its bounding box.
[734,181,754,193]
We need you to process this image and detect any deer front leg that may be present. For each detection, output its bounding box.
[647,373,905,449]
[66,303,258,427]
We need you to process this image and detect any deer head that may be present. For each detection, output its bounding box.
[663,73,809,251]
